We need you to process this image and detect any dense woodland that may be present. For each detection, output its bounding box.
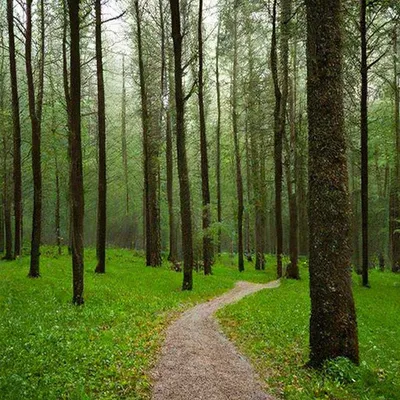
[1,0,400,394]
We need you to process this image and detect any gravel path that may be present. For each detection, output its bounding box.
[151,280,280,400]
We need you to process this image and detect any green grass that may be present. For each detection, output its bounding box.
[218,261,400,400]
[0,247,275,400]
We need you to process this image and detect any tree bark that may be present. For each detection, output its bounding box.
[360,0,369,286]
[306,0,359,366]
[68,0,85,305]
[216,19,222,255]
[391,24,400,273]
[232,2,244,272]
[169,0,194,289]
[26,0,45,278]
[121,57,130,216]
[271,0,283,278]
[135,0,162,267]
[95,0,107,274]
[198,0,213,275]
[7,0,22,259]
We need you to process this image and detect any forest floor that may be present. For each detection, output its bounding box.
[0,247,275,399]
[151,280,280,400]
[1,249,399,399]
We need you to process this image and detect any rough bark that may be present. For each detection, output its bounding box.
[391,24,400,273]
[166,53,178,262]
[26,0,45,278]
[216,19,222,255]
[68,0,85,305]
[306,0,359,366]
[95,0,107,274]
[360,0,369,285]
[232,2,244,272]
[198,0,213,275]
[169,0,194,289]
[135,0,162,267]
[7,0,22,259]
[271,0,283,278]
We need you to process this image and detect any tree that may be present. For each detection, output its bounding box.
[135,0,162,267]
[7,0,22,259]
[232,0,244,272]
[198,0,213,274]
[68,0,85,305]
[306,0,359,366]
[95,0,107,274]
[26,0,45,278]
[169,0,194,289]
[271,0,283,278]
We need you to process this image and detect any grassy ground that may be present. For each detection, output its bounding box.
[218,260,400,400]
[0,247,275,400]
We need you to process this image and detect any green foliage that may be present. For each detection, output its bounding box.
[0,248,274,399]
[218,265,400,400]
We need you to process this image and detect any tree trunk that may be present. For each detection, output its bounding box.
[286,31,299,280]
[7,0,22,259]
[306,0,359,366]
[26,0,45,278]
[135,0,162,267]
[216,19,222,255]
[166,53,178,262]
[121,57,130,217]
[360,0,369,286]
[95,0,107,274]
[68,0,85,305]
[391,24,400,273]
[232,2,244,272]
[271,0,283,278]
[198,0,213,275]
[169,0,194,289]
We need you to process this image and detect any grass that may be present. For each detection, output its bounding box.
[218,260,400,400]
[0,247,275,400]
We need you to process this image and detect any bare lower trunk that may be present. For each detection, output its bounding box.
[7,0,22,259]
[95,0,106,274]
[69,0,85,305]
[169,0,194,289]
[306,0,359,366]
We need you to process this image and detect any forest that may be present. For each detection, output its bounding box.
[0,0,399,399]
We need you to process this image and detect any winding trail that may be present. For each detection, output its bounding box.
[151,280,280,400]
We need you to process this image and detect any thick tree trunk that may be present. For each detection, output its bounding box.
[7,0,22,259]
[216,20,222,255]
[169,0,194,289]
[2,140,12,260]
[0,195,4,254]
[232,2,244,272]
[360,0,369,286]
[95,0,107,274]
[198,0,213,275]
[306,0,359,366]
[68,0,85,305]
[55,161,61,256]
[271,0,283,278]
[26,0,45,278]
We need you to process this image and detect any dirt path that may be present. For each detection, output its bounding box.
[151,280,280,400]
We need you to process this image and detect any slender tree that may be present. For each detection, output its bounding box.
[68,0,85,305]
[215,18,222,255]
[7,0,22,259]
[26,0,45,278]
[198,0,213,274]
[169,0,194,289]
[306,0,359,366]
[95,0,107,274]
[271,0,283,278]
